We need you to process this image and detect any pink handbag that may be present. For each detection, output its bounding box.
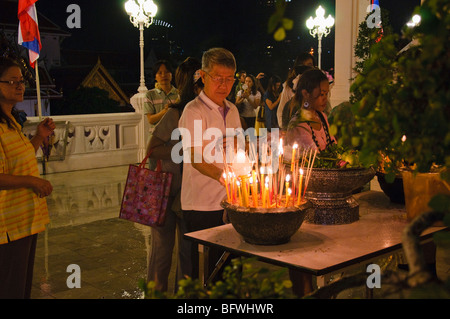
[119,151,172,227]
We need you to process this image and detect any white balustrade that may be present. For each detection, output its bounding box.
[24,112,143,174]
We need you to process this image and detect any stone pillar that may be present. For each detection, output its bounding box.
[330,0,370,108]
[130,92,148,162]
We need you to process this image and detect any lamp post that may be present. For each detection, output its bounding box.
[306,5,334,70]
[125,0,158,93]
[125,0,157,162]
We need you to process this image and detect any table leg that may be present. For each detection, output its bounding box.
[199,245,231,287]
[198,244,209,287]
[315,274,332,290]
[205,252,231,286]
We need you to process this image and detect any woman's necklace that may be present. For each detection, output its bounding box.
[307,111,332,149]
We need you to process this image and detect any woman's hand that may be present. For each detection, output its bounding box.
[36,118,56,139]
[28,176,53,198]
[31,118,56,152]
[0,174,53,197]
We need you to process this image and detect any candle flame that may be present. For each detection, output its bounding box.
[299,168,304,174]
[293,143,298,149]
[286,174,291,182]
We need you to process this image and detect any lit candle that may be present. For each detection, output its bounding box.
[285,174,290,198]
[240,175,249,207]
[285,188,292,207]
[265,176,271,206]
[237,180,243,207]
[223,172,230,202]
[297,168,304,205]
[262,179,266,207]
[232,173,237,204]
[264,181,269,208]
[260,166,265,199]
[251,170,258,207]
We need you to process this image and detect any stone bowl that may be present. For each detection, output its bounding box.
[221,199,312,245]
[376,171,405,204]
[306,167,375,195]
[305,167,375,225]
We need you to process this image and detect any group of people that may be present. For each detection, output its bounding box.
[142,49,336,296]
[0,46,336,298]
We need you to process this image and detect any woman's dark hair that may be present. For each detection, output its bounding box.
[295,68,328,98]
[171,57,202,111]
[288,68,328,111]
[294,52,315,67]
[286,61,314,91]
[266,75,281,96]
[0,57,22,129]
[246,74,258,95]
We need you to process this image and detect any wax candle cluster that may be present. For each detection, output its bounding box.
[223,140,317,208]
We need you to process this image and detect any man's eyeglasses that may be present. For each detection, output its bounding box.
[203,71,235,86]
[0,80,26,86]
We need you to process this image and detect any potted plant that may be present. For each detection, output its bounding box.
[343,0,450,220]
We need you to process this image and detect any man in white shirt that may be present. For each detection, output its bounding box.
[178,47,242,280]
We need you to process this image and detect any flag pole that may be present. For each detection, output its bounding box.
[32,3,42,121]
[31,2,44,174]
[35,59,42,121]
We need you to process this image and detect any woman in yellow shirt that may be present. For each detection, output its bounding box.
[0,57,55,298]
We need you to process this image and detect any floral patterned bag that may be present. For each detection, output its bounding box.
[119,152,172,227]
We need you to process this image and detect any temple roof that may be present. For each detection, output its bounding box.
[80,57,130,106]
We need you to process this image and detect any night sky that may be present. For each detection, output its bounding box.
[35,0,421,78]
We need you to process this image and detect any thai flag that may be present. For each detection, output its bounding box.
[18,0,41,68]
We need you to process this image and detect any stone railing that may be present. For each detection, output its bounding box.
[24,112,143,174]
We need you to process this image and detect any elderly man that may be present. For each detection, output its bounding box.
[178,48,242,280]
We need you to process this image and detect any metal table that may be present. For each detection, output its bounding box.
[185,191,447,290]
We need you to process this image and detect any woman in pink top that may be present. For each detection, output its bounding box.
[285,68,336,297]
[286,68,336,152]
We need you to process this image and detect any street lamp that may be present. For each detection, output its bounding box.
[125,0,158,93]
[306,5,334,70]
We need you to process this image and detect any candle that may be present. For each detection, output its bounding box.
[297,168,304,205]
[285,174,290,198]
[285,188,292,207]
[265,176,270,206]
[223,172,231,202]
[251,170,258,207]
[237,180,243,206]
[262,180,266,208]
[240,175,249,207]
[260,166,265,200]
[291,143,298,172]
[264,181,269,208]
[278,138,283,168]
[232,173,237,204]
